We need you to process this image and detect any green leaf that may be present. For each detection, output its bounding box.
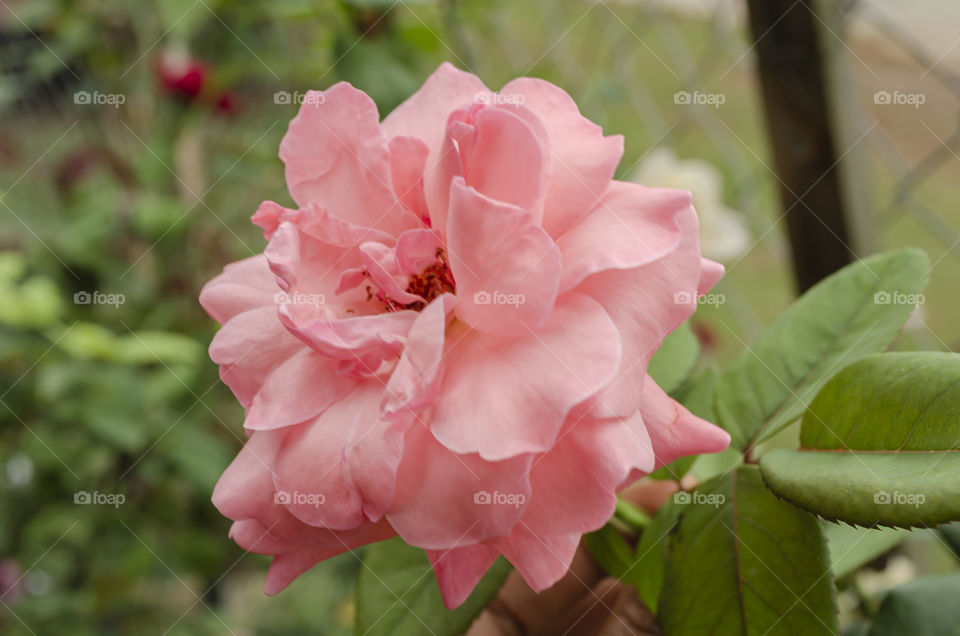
[355,538,511,636]
[133,193,189,239]
[0,267,64,328]
[156,0,218,42]
[676,366,719,420]
[690,446,743,482]
[760,352,960,528]
[627,497,683,612]
[160,426,233,492]
[715,248,929,450]
[659,466,839,635]
[800,352,960,451]
[114,331,202,365]
[762,450,960,528]
[869,572,960,636]
[584,523,635,580]
[84,408,148,452]
[648,321,700,395]
[823,523,909,579]
[615,498,652,529]
[55,322,118,359]
[938,522,960,560]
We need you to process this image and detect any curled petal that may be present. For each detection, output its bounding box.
[699,257,724,295]
[389,135,431,223]
[521,411,654,536]
[263,222,416,373]
[430,292,621,460]
[213,430,284,523]
[427,543,501,609]
[358,241,422,306]
[229,519,296,555]
[395,228,444,276]
[244,348,356,431]
[279,83,415,235]
[214,431,376,547]
[382,62,489,159]
[278,306,417,375]
[263,546,339,595]
[263,520,395,595]
[256,200,394,247]
[447,179,561,336]
[272,382,411,529]
[574,202,708,417]
[557,184,686,293]
[496,528,580,593]
[264,221,301,292]
[430,105,549,225]
[382,295,450,418]
[500,76,624,238]
[638,375,731,470]
[252,201,300,241]
[388,421,532,549]
[199,254,276,325]
[209,306,303,407]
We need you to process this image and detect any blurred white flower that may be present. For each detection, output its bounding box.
[904,303,927,333]
[632,147,752,262]
[856,555,916,598]
[5,453,33,488]
[24,570,52,597]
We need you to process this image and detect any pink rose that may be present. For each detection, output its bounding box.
[200,63,730,608]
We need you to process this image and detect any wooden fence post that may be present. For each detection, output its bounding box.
[744,0,873,292]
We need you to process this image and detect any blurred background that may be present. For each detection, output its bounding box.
[1,0,958,633]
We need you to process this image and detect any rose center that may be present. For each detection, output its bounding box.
[403,248,456,310]
[368,248,456,312]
